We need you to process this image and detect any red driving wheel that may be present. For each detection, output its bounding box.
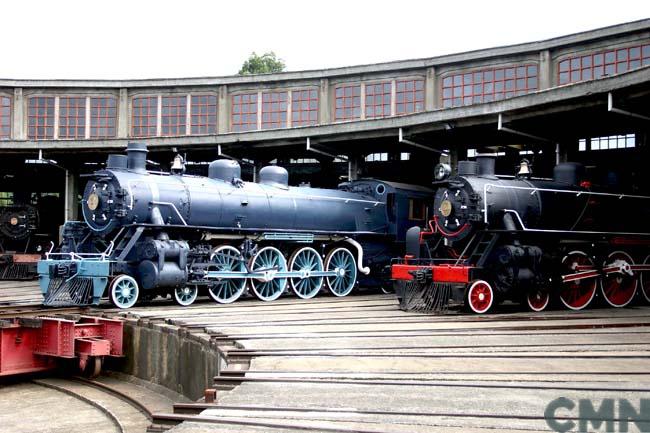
[559,251,597,311]
[467,280,494,314]
[600,251,637,308]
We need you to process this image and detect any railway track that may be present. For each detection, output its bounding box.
[102,293,650,433]
[27,376,183,433]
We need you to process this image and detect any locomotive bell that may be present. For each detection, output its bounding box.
[171,154,186,174]
[517,159,532,177]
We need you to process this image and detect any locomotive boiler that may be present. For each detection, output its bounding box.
[39,142,433,308]
[393,155,650,313]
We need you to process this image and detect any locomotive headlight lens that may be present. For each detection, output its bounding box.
[87,193,100,211]
[434,163,451,181]
[440,199,453,217]
[9,217,18,226]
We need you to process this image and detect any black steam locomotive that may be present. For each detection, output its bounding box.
[39,143,433,308]
[0,204,42,279]
[392,155,650,313]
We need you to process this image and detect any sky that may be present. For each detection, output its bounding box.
[2,0,650,80]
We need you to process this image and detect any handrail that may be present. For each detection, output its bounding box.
[482,183,650,224]
[502,208,650,236]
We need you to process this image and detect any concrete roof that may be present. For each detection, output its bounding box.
[4,65,648,154]
[0,19,648,88]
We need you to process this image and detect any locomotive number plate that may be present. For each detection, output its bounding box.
[87,193,100,211]
[440,200,452,217]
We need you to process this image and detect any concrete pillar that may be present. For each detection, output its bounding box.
[347,155,361,181]
[556,141,570,163]
[118,88,129,138]
[12,88,25,140]
[538,50,553,90]
[425,67,437,110]
[318,79,330,125]
[64,169,79,221]
[217,85,229,134]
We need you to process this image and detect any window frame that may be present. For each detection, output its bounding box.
[557,42,650,85]
[441,63,538,108]
[333,83,362,122]
[395,78,425,115]
[131,95,159,138]
[230,92,259,132]
[160,94,188,136]
[57,96,87,139]
[261,90,289,130]
[0,94,12,139]
[189,93,218,135]
[89,96,118,139]
[27,95,56,140]
[290,88,319,127]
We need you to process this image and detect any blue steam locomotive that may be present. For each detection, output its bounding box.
[39,143,433,308]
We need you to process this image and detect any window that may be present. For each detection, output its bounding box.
[0,96,10,139]
[581,134,635,151]
[334,84,361,121]
[28,96,55,139]
[396,79,424,114]
[261,91,288,129]
[231,93,258,132]
[290,158,318,163]
[90,97,117,138]
[131,96,158,137]
[190,95,217,134]
[58,97,86,139]
[558,43,650,85]
[365,82,391,119]
[442,64,538,108]
[409,198,426,220]
[291,89,318,127]
[365,152,388,162]
[161,95,187,136]
[400,152,410,160]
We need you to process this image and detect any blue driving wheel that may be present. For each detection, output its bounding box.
[250,246,288,301]
[174,285,198,306]
[208,245,247,304]
[109,275,140,309]
[289,247,324,299]
[325,248,357,297]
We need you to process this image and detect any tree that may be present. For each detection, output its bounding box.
[238,52,286,75]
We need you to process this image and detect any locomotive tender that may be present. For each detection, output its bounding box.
[392,155,650,313]
[39,142,433,308]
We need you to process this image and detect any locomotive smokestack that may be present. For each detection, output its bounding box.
[127,142,148,174]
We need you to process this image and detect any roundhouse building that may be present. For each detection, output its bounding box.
[0,19,649,228]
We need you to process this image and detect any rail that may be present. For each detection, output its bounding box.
[45,241,114,261]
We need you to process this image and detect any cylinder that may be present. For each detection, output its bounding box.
[127,142,148,174]
[137,260,187,290]
[106,154,128,170]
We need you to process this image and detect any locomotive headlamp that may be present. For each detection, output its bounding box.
[10,217,18,226]
[87,193,100,211]
[434,163,452,181]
